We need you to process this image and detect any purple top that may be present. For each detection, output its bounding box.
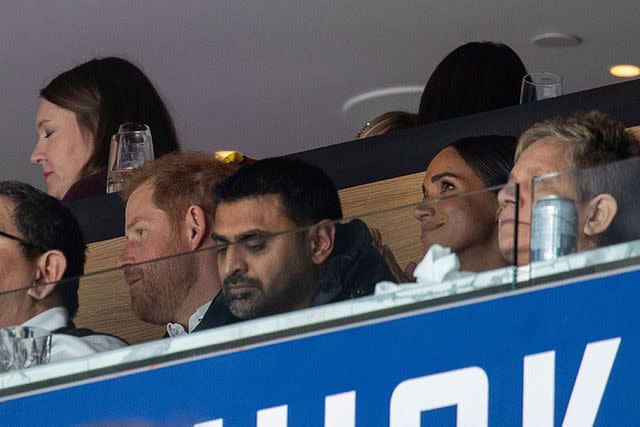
[62,171,108,202]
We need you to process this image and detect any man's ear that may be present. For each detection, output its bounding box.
[184,205,209,250]
[26,250,67,301]
[583,194,618,237]
[309,220,336,265]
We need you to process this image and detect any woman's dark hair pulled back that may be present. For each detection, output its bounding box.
[40,56,180,179]
[448,135,517,188]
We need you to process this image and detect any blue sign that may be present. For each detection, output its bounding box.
[1,267,639,426]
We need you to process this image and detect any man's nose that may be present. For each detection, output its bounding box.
[498,184,516,208]
[117,242,135,267]
[222,243,248,278]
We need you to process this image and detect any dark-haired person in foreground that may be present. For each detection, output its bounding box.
[0,181,126,362]
[211,158,394,321]
[498,111,640,265]
[118,152,237,337]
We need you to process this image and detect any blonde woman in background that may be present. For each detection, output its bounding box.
[356,111,418,139]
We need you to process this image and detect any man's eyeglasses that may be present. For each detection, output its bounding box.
[0,230,46,252]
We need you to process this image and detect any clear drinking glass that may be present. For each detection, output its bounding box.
[520,73,563,103]
[106,123,154,194]
[0,326,52,371]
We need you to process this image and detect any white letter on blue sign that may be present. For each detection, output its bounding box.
[257,404,288,427]
[194,419,223,427]
[562,337,621,427]
[522,337,621,427]
[389,366,488,427]
[325,391,356,427]
[523,350,555,427]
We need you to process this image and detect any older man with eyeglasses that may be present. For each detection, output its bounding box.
[0,181,126,362]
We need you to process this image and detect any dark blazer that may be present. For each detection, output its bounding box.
[62,171,108,202]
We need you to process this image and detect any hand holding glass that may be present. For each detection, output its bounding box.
[106,123,154,194]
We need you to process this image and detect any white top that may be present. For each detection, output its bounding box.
[166,300,212,337]
[22,307,127,363]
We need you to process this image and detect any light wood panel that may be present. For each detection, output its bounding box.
[338,171,425,268]
[85,236,126,274]
[339,171,424,218]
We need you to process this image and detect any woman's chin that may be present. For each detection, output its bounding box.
[46,183,67,200]
[421,239,446,254]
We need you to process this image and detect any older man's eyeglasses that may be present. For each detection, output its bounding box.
[0,230,45,251]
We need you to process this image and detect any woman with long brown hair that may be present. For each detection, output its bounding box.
[31,57,180,200]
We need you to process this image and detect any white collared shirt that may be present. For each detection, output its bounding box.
[22,307,127,363]
[166,300,212,338]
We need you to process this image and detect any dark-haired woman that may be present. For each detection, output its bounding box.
[418,42,527,125]
[372,135,517,281]
[31,57,180,201]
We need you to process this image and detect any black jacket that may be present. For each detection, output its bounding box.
[193,292,240,332]
[314,219,395,304]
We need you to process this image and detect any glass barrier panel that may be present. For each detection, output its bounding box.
[0,284,61,372]
[0,184,519,392]
[529,156,640,284]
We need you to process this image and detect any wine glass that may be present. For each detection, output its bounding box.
[106,123,154,194]
[520,73,563,104]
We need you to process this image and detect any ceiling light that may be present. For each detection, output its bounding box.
[609,65,640,78]
[531,33,582,47]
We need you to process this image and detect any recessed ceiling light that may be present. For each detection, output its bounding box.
[609,65,640,78]
[531,33,582,47]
